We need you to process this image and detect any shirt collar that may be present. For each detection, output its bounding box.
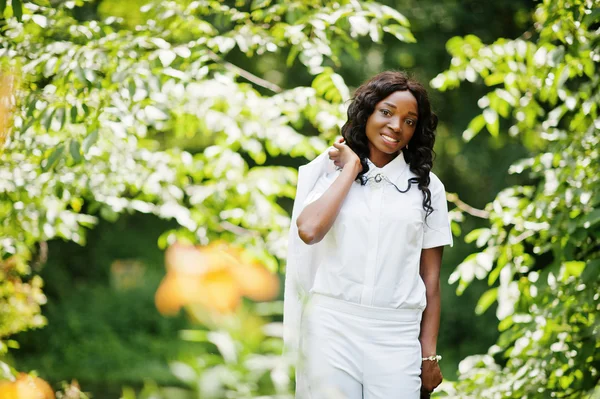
[366,151,409,182]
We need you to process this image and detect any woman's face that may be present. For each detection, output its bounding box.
[365,90,418,165]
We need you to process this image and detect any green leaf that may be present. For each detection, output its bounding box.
[42,108,55,132]
[311,67,349,104]
[70,106,78,123]
[382,25,416,43]
[42,144,65,172]
[43,57,58,77]
[463,114,486,141]
[82,129,99,153]
[379,5,409,26]
[562,261,585,281]
[74,65,86,84]
[285,46,300,67]
[488,263,504,286]
[580,209,600,228]
[0,0,6,17]
[581,259,600,283]
[55,107,66,131]
[475,287,498,315]
[30,0,51,6]
[484,73,506,86]
[100,206,119,222]
[69,140,82,163]
[11,0,22,21]
[483,108,499,136]
[25,99,37,118]
[498,315,514,332]
[121,387,136,399]
[464,228,484,244]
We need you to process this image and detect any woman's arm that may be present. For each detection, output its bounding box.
[419,246,444,392]
[296,140,361,245]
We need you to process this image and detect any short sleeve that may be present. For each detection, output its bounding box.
[422,174,453,249]
[303,171,338,207]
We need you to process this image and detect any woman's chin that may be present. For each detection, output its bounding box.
[377,144,401,155]
[368,141,401,158]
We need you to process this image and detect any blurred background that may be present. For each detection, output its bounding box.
[0,0,598,398]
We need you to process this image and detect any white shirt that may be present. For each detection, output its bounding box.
[302,152,453,310]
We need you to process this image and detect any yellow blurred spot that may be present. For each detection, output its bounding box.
[0,373,55,399]
[156,241,280,316]
[0,69,19,151]
[70,198,84,213]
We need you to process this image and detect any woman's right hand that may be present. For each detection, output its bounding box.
[328,137,361,171]
[297,137,361,245]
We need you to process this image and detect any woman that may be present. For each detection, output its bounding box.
[283,71,452,398]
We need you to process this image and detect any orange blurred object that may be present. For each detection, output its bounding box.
[164,243,208,274]
[0,373,55,399]
[196,269,241,313]
[155,241,280,315]
[230,261,280,302]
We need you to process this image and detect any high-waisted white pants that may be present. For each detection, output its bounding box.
[297,294,423,399]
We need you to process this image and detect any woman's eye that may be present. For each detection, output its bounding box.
[380,109,391,116]
[406,119,416,126]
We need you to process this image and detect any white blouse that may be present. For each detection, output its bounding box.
[302,151,453,310]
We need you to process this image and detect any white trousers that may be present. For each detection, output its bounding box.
[297,294,423,399]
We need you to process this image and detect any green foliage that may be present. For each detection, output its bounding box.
[13,215,194,396]
[154,307,292,399]
[433,0,600,397]
[14,214,291,399]
[0,256,47,354]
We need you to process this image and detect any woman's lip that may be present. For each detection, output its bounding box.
[380,134,400,146]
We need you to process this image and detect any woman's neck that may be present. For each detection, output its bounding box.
[368,150,399,168]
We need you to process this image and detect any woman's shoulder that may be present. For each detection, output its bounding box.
[428,171,447,195]
[429,171,444,186]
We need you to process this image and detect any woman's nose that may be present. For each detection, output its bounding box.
[388,117,402,133]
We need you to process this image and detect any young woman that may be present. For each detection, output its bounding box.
[284,71,453,398]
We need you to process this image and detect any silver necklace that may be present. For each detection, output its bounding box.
[361,173,419,193]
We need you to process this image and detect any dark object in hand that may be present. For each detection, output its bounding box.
[420,388,432,399]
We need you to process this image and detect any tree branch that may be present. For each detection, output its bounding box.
[207,51,283,93]
[446,192,490,219]
[219,221,261,237]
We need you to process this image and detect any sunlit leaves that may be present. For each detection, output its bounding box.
[311,67,350,104]
[436,0,600,397]
[475,287,498,315]
[382,25,416,43]
[41,144,64,171]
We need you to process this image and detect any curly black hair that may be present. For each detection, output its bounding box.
[341,71,438,217]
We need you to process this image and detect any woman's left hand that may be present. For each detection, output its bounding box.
[421,360,443,393]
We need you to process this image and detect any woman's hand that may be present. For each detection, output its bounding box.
[328,137,360,171]
[295,137,361,244]
[421,360,443,393]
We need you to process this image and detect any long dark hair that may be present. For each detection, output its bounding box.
[341,71,438,217]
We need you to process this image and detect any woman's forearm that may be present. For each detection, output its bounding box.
[296,160,361,245]
[419,246,443,357]
[419,282,441,357]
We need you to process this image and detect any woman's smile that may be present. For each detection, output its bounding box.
[380,133,400,146]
